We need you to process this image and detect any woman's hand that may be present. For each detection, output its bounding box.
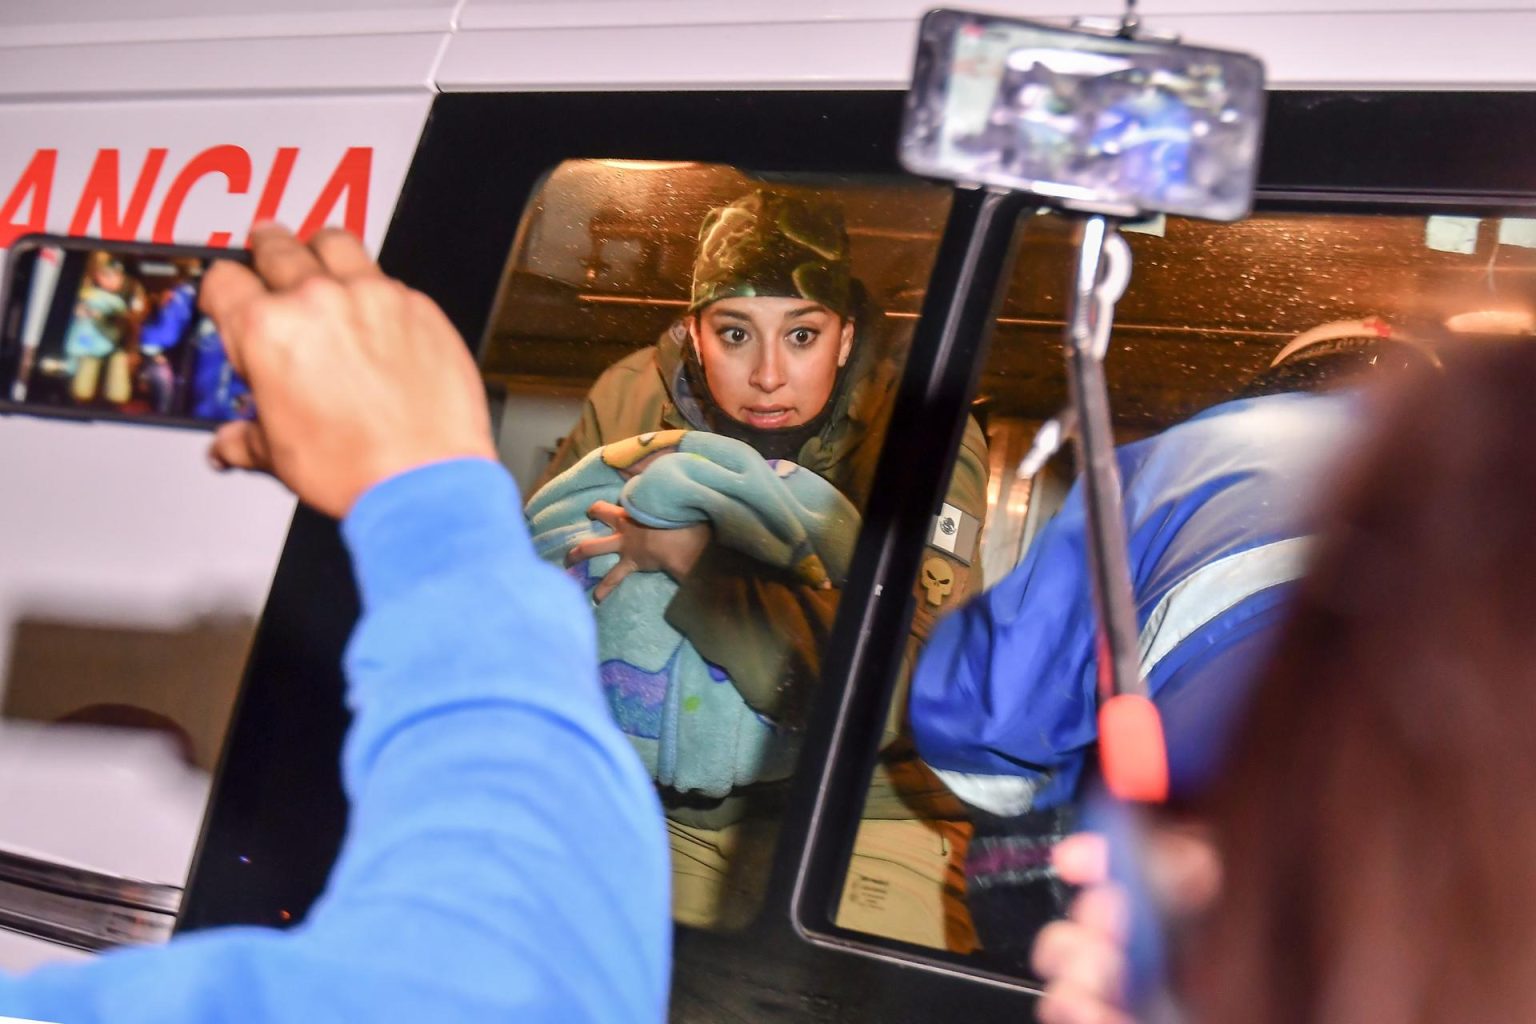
[1031,835,1136,1024]
[1030,827,1221,1024]
[565,500,711,603]
[199,224,496,518]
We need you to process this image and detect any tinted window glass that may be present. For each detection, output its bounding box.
[840,209,1536,967]
[481,160,957,930]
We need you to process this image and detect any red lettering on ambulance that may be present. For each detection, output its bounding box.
[0,149,56,248]
[248,148,300,242]
[1,145,378,252]
[68,148,168,240]
[297,147,371,240]
[152,145,253,247]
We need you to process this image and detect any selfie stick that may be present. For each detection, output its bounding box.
[1061,216,1168,804]
[899,6,1261,808]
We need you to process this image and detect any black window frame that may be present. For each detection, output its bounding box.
[179,90,1536,1020]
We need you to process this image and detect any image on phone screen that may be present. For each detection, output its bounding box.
[900,12,1264,221]
[5,243,252,426]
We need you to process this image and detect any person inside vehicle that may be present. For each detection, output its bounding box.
[527,188,989,931]
[1032,336,1536,1024]
[908,320,1436,966]
[0,224,670,1024]
[136,262,200,414]
[63,251,145,407]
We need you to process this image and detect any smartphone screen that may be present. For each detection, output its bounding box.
[899,11,1266,221]
[1,238,252,428]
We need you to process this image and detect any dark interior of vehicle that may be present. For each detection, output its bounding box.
[485,160,1536,436]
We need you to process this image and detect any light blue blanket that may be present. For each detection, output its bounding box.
[526,430,861,797]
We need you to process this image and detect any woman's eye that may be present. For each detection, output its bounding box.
[788,327,818,347]
[721,327,749,345]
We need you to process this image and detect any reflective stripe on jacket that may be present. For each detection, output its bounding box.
[910,391,1358,813]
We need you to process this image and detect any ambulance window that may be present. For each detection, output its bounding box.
[478,159,952,930]
[978,210,1536,582]
[839,208,1536,966]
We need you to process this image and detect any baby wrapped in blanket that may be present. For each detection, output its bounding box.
[526,429,861,798]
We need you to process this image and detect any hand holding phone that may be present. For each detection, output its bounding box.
[200,225,497,518]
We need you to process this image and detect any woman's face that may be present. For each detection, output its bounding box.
[94,265,125,293]
[690,296,854,430]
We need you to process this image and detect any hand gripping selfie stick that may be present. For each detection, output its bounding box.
[899,7,1265,803]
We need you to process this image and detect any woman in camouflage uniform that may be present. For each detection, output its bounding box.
[539,189,988,942]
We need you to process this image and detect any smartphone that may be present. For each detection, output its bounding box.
[899,9,1266,221]
[0,234,253,429]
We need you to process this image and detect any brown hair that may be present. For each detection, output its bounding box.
[1185,340,1536,1024]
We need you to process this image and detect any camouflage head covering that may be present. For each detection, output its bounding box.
[690,190,853,317]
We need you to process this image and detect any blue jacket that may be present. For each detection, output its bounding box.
[139,284,197,356]
[0,460,671,1022]
[191,326,252,421]
[910,392,1357,813]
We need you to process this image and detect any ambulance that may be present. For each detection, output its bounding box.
[0,1,1532,1019]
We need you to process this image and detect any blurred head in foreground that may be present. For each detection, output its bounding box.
[1187,338,1536,1023]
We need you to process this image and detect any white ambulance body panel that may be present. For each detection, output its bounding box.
[0,1,444,966]
[0,0,1529,967]
[440,0,1536,91]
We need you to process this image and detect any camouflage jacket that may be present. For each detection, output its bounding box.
[535,319,988,819]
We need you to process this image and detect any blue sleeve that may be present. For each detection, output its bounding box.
[1150,589,1290,796]
[0,459,671,1024]
[139,287,195,354]
[909,492,1101,810]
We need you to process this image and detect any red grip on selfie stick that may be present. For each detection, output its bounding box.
[1099,694,1169,804]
